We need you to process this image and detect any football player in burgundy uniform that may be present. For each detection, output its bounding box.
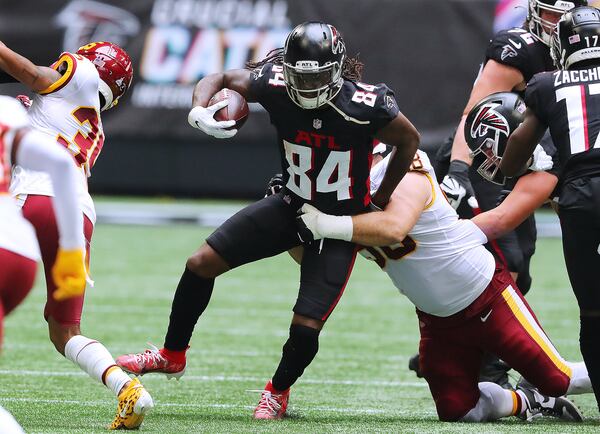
[501,6,600,411]
[412,0,586,387]
[297,146,593,422]
[116,21,419,419]
[0,41,154,429]
[0,95,87,434]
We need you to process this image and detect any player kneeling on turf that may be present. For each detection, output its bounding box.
[292,145,593,422]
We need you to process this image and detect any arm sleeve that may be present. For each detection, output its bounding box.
[16,129,84,250]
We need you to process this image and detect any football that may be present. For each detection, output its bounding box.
[208,88,249,130]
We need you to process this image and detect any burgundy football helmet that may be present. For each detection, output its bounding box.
[76,41,133,111]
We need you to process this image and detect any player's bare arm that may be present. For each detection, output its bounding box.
[501,108,547,177]
[372,113,420,208]
[351,172,430,246]
[0,41,61,92]
[191,69,254,107]
[450,60,525,164]
[472,170,557,241]
[298,170,430,246]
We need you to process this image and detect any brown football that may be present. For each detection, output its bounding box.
[208,88,249,130]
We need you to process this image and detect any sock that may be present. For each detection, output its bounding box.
[164,267,214,351]
[65,335,131,397]
[461,382,520,422]
[580,315,600,409]
[271,324,320,392]
[103,365,133,396]
[160,347,188,364]
[566,361,593,394]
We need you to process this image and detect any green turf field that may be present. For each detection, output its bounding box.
[1,224,598,433]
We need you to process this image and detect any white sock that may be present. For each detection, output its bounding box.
[566,361,593,395]
[461,382,518,422]
[64,335,131,396]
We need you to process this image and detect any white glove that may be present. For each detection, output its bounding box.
[529,144,554,172]
[187,100,237,139]
[297,204,353,242]
[440,175,467,210]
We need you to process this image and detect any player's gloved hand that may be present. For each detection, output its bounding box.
[52,248,87,301]
[296,204,353,243]
[187,101,237,139]
[440,160,475,210]
[528,144,553,172]
[265,173,284,197]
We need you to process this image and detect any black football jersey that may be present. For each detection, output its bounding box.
[248,62,399,215]
[485,28,554,83]
[525,66,600,185]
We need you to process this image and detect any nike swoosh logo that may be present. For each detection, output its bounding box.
[480,309,493,322]
[508,39,522,49]
[119,406,129,418]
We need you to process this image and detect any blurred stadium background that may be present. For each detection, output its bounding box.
[1,0,599,432]
[0,0,548,199]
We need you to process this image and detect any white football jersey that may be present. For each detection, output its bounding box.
[10,52,103,223]
[0,97,40,261]
[362,150,495,317]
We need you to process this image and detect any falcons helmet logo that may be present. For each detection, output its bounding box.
[470,103,511,140]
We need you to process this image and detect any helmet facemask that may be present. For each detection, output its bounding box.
[465,93,527,186]
[283,60,344,109]
[529,0,578,45]
[470,136,506,185]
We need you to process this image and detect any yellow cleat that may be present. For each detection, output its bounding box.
[109,378,154,430]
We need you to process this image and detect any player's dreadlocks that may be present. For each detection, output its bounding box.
[246,48,364,82]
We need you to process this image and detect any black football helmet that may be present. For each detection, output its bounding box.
[528,0,588,46]
[283,21,346,109]
[551,6,600,69]
[465,92,527,185]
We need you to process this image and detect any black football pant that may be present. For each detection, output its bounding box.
[560,175,600,410]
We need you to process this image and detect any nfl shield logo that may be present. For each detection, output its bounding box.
[313,119,322,129]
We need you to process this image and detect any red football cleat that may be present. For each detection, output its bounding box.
[116,344,185,379]
[253,381,290,420]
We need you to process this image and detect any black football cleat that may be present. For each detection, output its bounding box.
[517,385,583,422]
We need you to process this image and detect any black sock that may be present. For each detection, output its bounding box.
[164,267,214,351]
[271,324,320,391]
[580,315,600,410]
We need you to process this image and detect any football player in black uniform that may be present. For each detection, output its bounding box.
[411,0,586,387]
[116,21,419,419]
[500,6,600,410]
[443,0,586,295]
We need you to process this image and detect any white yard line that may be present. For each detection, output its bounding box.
[0,369,427,388]
[0,396,435,416]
